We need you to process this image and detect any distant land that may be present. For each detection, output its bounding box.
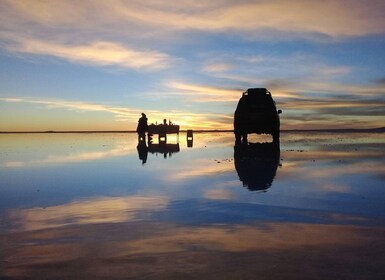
[0,127,384,134]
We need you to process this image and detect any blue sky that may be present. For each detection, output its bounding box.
[0,0,385,131]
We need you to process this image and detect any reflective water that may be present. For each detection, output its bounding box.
[1,132,384,279]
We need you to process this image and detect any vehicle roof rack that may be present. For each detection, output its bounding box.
[243,88,270,96]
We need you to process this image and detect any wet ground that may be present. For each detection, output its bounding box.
[1,132,384,279]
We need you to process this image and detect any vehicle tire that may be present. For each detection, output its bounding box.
[242,133,248,143]
[235,132,242,144]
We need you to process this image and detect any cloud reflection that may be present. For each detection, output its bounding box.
[280,148,385,181]
[168,159,234,181]
[7,196,169,231]
[2,220,385,279]
[0,142,135,168]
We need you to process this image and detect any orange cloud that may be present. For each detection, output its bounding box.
[0,97,233,130]
[166,81,241,102]
[9,39,170,70]
[203,63,233,73]
[3,0,384,39]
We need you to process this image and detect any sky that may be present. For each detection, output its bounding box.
[0,0,385,131]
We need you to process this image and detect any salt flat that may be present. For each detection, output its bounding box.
[1,132,384,279]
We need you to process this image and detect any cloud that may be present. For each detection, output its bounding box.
[2,0,384,43]
[204,53,354,83]
[203,63,233,73]
[7,39,171,70]
[155,74,385,129]
[166,81,241,102]
[0,97,156,130]
[374,77,385,85]
[0,96,141,117]
[210,0,385,38]
[0,97,233,130]
[315,104,385,117]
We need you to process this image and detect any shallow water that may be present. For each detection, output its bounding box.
[1,132,384,279]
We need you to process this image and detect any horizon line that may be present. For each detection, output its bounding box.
[1,127,384,134]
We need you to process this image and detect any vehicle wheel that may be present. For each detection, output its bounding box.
[242,133,248,143]
[235,133,242,144]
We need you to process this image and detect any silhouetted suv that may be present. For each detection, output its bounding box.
[234,88,282,143]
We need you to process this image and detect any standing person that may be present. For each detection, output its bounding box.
[137,113,148,140]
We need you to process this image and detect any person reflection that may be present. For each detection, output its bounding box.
[137,138,148,165]
[234,140,280,191]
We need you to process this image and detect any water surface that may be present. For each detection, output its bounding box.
[1,132,384,279]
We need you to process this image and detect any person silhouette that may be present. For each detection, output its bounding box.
[137,113,148,140]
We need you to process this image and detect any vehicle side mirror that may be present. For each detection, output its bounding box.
[277,109,282,114]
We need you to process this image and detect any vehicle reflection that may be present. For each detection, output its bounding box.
[137,138,180,164]
[234,141,280,191]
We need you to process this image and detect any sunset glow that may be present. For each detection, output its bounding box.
[1,0,385,131]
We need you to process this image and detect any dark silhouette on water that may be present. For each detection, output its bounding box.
[234,88,282,144]
[187,129,193,148]
[148,142,180,159]
[137,137,148,165]
[234,140,280,191]
[136,133,180,163]
[136,113,148,141]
